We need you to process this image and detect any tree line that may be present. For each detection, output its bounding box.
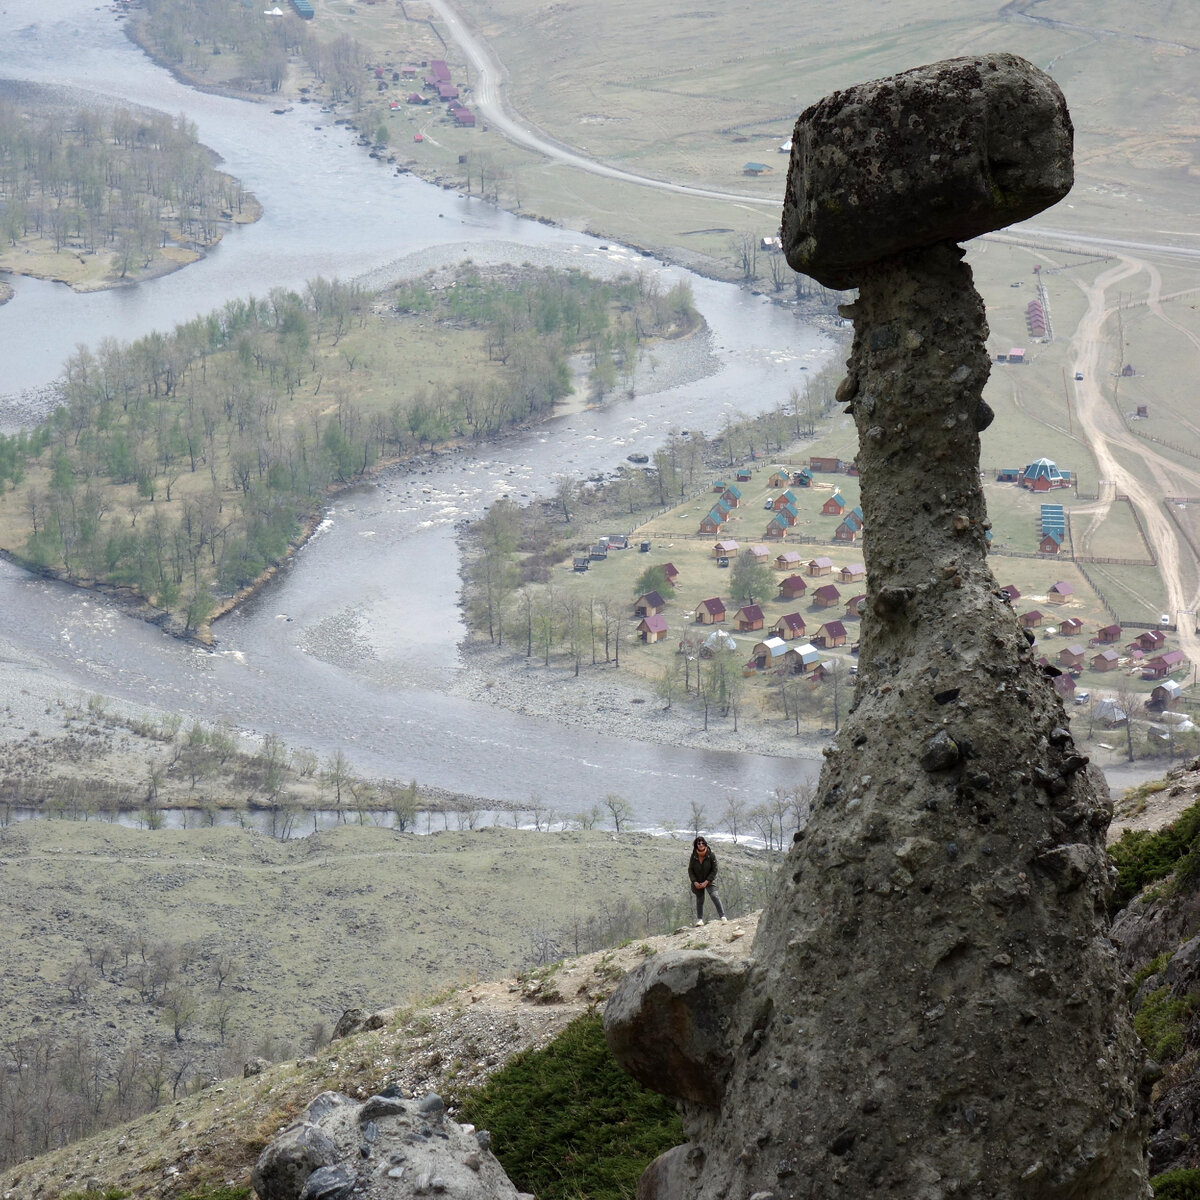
[0,96,254,276]
[0,267,696,631]
[135,0,365,101]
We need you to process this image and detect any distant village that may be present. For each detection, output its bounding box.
[565,455,1192,737]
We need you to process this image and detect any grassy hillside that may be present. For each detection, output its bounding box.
[0,820,772,1176]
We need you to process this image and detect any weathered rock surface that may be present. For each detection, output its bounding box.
[611,54,1151,1200]
[251,1090,527,1200]
[604,950,751,1105]
[781,52,1073,289]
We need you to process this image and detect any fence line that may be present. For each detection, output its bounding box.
[1165,498,1200,567]
[1074,561,1120,622]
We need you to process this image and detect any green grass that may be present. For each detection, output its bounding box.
[456,1013,683,1200]
[1134,986,1197,1064]
[1108,797,1200,911]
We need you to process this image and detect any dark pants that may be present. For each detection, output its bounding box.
[694,884,724,919]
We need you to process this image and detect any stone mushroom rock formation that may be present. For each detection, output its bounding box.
[606,52,1152,1200]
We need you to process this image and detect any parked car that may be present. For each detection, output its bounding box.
[1073,690,1091,706]
[1074,371,1084,380]
[716,557,730,568]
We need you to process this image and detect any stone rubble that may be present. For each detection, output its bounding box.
[251,1089,530,1200]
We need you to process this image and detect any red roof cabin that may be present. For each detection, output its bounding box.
[660,563,679,585]
[838,563,866,583]
[452,107,476,126]
[775,551,803,571]
[1092,624,1122,646]
[637,614,668,643]
[810,456,841,473]
[1091,649,1120,672]
[846,594,866,618]
[1129,630,1166,654]
[1144,650,1187,679]
[807,556,834,577]
[634,591,667,617]
[1046,581,1075,604]
[1019,610,1044,629]
[1060,616,1083,636]
[696,597,726,625]
[812,584,841,609]
[736,605,765,632]
[813,620,847,648]
[774,612,807,640]
[779,575,808,600]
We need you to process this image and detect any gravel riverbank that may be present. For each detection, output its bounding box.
[447,637,824,762]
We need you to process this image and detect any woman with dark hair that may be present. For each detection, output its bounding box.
[688,835,727,926]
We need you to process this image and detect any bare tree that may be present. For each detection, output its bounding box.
[603,794,634,832]
[721,794,747,843]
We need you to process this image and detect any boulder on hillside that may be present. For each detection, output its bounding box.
[252,1089,528,1200]
[603,950,752,1106]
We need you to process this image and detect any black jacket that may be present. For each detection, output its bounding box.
[689,843,718,890]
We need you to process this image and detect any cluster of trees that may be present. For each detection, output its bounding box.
[1,266,674,627]
[0,934,259,1171]
[136,0,365,100]
[0,99,253,275]
[728,231,846,302]
[393,265,696,404]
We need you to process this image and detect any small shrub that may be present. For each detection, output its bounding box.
[457,1012,682,1200]
[1132,952,1173,994]
[178,1190,252,1200]
[1152,1167,1200,1198]
[1134,987,1196,1064]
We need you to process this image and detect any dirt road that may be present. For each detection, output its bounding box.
[1062,250,1200,668]
[423,0,778,213]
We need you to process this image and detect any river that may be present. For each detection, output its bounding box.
[0,0,843,828]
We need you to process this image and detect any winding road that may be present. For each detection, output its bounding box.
[422,0,779,212]
[1053,247,1200,669]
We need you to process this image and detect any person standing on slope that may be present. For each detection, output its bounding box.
[688,835,727,926]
